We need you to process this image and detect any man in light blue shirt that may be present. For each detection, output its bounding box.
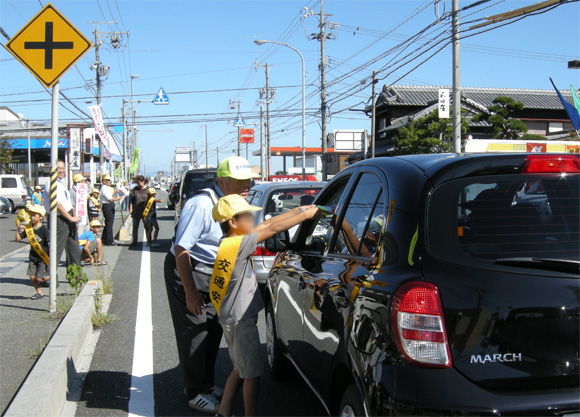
[164,156,259,414]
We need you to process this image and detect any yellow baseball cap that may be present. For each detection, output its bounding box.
[89,219,102,227]
[217,156,260,180]
[212,194,262,223]
[147,187,156,194]
[102,174,112,181]
[34,185,43,190]
[73,173,85,183]
[92,188,100,194]
[27,205,46,216]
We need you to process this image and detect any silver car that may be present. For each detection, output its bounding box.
[247,181,325,284]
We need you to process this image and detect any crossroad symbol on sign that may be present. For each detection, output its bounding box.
[153,88,169,105]
[4,4,92,88]
[234,115,246,127]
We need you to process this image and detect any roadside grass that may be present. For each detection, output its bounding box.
[26,337,49,359]
[51,294,76,320]
[91,311,116,329]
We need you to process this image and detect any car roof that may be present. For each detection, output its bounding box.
[250,181,325,192]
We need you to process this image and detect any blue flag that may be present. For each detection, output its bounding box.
[549,78,580,130]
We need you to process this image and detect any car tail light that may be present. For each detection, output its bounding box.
[522,154,580,174]
[391,282,452,368]
[252,245,277,257]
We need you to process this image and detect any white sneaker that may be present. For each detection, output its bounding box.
[210,385,224,399]
[189,393,220,414]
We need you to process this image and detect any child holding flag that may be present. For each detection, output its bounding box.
[15,205,50,300]
[143,187,162,247]
[210,194,319,416]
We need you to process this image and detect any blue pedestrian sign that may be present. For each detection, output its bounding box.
[153,88,169,105]
[234,115,246,127]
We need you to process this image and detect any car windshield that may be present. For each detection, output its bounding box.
[428,173,579,263]
[264,187,322,218]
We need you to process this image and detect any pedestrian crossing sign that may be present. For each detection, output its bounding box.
[234,115,246,127]
[153,88,169,105]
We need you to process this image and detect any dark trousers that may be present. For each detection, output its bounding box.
[163,252,223,399]
[56,213,81,268]
[102,203,115,245]
[132,215,143,244]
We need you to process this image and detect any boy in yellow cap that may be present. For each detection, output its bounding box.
[211,194,319,417]
[79,220,107,266]
[15,205,50,299]
[32,185,44,206]
[143,187,162,247]
[88,188,101,221]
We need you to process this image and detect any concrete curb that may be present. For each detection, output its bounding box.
[4,281,103,417]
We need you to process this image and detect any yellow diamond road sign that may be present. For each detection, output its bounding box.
[5,3,92,88]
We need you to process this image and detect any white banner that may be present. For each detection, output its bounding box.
[438,88,450,119]
[76,183,88,225]
[69,126,82,171]
[88,104,113,160]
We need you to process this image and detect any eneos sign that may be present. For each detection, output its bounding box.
[240,128,255,144]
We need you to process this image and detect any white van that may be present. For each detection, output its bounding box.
[0,175,30,212]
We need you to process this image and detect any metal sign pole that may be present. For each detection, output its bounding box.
[49,82,59,312]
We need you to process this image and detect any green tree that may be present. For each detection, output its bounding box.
[472,96,529,139]
[0,136,15,173]
[392,108,470,155]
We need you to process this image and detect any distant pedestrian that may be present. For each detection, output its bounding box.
[32,185,44,206]
[88,188,101,221]
[79,220,107,266]
[129,175,149,246]
[164,156,258,413]
[144,187,162,247]
[42,160,81,269]
[15,205,50,299]
[100,174,120,246]
[119,180,130,210]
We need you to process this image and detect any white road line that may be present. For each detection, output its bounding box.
[128,235,155,416]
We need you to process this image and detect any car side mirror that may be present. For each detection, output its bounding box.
[265,230,289,253]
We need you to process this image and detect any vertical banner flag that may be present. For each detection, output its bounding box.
[76,182,88,225]
[549,78,580,130]
[88,104,113,159]
[69,126,82,171]
[438,89,450,119]
[130,147,140,174]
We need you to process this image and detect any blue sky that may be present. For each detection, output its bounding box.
[1,0,579,176]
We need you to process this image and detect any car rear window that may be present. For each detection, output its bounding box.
[264,187,322,218]
[183,173,216,201]
[2,178,17,188]
[428,174,579,263]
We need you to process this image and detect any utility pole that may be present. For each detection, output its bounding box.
[260,105,264,180]
[90,22,129,177]
[203,124,208,168]
[307,0,334,180]
[371,71,377,158]
[452,0,462,153]
[265,64,272,181]
[216,147,219,166]
[237,101,241,157]
[121,104,127,180]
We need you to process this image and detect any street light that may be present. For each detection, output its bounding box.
[254,39,306,181]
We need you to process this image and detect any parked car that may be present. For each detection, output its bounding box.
[0,196,12,215]
[175,168,217,221]
[167,181,180,210]
[247,181,325,284]
[0,174,30,212]
[264,153,579,416]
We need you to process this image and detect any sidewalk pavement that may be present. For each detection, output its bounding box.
[0,211,130,415]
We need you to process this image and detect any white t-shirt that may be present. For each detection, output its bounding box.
[100,184,115,203]
[43,178,73,213]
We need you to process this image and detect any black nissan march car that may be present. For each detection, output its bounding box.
[264,153,579,416]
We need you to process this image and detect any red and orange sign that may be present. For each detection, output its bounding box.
[240,128,254,144]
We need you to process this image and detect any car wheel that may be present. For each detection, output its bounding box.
[338,384,365,417]
[8,200,15,213]
[265,303,290,379]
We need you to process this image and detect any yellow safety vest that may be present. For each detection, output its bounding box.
[25,224,49,265]
[142,197,155,221]
[209,235,244,316]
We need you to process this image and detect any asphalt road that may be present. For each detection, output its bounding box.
[0,211,29,258]
[74,190,326,417]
